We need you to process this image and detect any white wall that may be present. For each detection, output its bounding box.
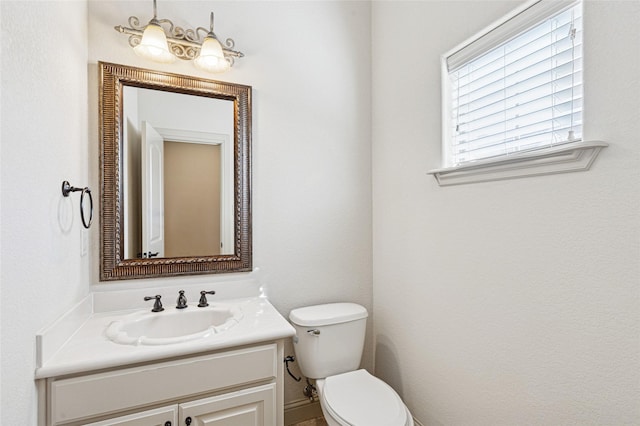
[372,1,640,425]
[1,1,89,425]
[87,0,373,409]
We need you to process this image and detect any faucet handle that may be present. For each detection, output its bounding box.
[198,290,216,307]
[176,290,188,309]
[143,295,164,312]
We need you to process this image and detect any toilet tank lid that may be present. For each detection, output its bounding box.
[289,303,368,327]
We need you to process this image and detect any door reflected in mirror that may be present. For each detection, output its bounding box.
[122,87,234,259]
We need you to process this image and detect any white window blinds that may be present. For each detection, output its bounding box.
[445,0,583,166]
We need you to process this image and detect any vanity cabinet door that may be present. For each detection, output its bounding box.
[179,383,276,426]
[83,405,178,426]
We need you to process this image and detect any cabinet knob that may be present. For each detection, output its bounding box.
[164,422,172,426]
[185,416,192,426]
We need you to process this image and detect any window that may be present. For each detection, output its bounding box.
[443,0,583,167]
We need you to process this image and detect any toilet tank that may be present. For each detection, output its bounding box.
[289,303,368,379]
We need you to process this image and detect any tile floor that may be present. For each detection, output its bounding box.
[291,417,328,426]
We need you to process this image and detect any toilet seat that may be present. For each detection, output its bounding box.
[320,369,408,426]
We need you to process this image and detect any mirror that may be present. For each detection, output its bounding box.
[122,87,235,259]
[99,62,251,280]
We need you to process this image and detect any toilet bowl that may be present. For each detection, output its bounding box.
[289,303,414,426]
[317,370,414,426]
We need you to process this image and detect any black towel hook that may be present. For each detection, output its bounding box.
[61,180,93,229]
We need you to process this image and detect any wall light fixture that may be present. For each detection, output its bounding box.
[114,0,243,73]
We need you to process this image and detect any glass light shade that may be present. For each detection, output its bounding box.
[134,23,175,63]
[194,36,230,73]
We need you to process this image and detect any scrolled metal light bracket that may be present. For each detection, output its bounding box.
[114,1,243,67]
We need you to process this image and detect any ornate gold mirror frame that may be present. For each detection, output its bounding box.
[99,62,252,280]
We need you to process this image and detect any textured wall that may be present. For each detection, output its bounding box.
[1,1,89,424]
[372,1,640,424]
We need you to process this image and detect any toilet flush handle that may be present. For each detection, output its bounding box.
[307,329,321,336]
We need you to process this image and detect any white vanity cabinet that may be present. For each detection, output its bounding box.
[39,342,284,426]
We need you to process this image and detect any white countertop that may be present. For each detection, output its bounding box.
[35,296,295,379]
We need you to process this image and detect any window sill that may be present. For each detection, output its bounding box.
[428,140,608,187]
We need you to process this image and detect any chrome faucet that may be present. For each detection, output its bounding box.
[143,295,164,312]
[176,290,188,309]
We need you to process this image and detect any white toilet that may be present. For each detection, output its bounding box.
[290,303,414,426]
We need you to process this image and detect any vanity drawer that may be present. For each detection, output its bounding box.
[49,344,277,425]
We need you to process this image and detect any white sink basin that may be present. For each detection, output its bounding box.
[105,305,243,346]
